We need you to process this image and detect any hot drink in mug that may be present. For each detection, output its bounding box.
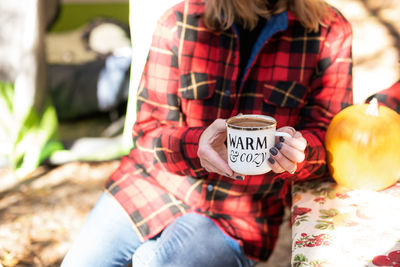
[226,114,291,175]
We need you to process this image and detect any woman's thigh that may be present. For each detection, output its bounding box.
[131,213,255,267]
[61,192,142,267]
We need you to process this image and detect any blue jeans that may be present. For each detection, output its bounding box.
[61,193,255,267]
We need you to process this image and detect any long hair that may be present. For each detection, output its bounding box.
[203,0,331,32]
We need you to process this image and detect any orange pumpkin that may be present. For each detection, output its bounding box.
[325,99,400,190]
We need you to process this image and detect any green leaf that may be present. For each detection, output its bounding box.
[0,82,14,111]
[294,254,308,261]
[310,259,327,267]
[38,100,59,140]
[319,208,338,217]
[0,82,14,136]
[15,100,63,177]
[38,140,63,163]
[316,220,332,223]
[319,216,332,219]
[327,190,337,199]
[315,223,329,230]
[1,82,62,177]
[293,254,308,267]
[13,106,39,146]
[12,100,61,177]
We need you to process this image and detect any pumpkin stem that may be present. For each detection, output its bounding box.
[366,97,379,116]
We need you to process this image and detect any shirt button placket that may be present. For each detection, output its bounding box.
[206,184,214,192]
[196,184,214,212]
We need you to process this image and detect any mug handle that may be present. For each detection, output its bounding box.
[275,132,292,138]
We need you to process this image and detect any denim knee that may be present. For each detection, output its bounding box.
[131,213,254,267]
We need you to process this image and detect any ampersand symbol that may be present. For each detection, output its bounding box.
[230,150,239,163]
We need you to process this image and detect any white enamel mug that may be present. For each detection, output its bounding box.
[226,114,291,175]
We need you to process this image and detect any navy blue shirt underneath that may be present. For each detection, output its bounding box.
[236,18,267,89]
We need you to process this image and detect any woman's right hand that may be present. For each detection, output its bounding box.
[198,119,242,179]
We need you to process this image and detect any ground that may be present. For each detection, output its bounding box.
[1,0,399,266]
[0,161,120,267]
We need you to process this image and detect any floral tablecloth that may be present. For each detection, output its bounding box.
[291,177,400,267]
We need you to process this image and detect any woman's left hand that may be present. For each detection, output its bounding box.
[268,126,307,174]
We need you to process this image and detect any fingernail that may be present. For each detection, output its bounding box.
[268,157,275,164]
[275,142,282,150]
[236,175,244,180]
[270,147,278,156]
[279,136,285,143]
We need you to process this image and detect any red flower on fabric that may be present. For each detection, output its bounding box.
[335,193,350,199]
[291,206,312,225]
[372,250,400,266]
[294,233,331,248]
[314,197,326,203]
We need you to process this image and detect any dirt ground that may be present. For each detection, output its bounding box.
[1,0,399,266]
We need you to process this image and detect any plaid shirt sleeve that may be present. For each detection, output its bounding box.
[131,9,207,178]
[274,10,353,188]
[366,81,400,114]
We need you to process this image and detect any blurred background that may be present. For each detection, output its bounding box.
[0,0,399,266]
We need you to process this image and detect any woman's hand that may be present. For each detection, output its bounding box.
[198,121,307,177]
[267,126,307,174]
[198,119,241,179]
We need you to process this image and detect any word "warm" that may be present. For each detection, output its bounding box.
[228,134,268,150]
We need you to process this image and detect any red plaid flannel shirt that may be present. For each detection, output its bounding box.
[106,0,353,261]
[367,81,400,114]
